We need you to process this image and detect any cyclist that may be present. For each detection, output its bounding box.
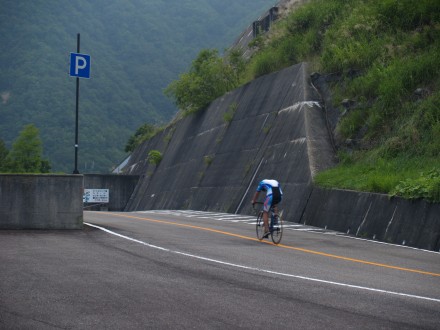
[251,179,283,238]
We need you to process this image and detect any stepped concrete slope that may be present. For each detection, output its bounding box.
[123,63,336,222]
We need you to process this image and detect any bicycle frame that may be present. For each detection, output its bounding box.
[253,202,283,244]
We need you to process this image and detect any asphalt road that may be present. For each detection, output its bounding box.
[1,210,440,329]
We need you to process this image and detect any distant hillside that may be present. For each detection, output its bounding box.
[0,0,274,172]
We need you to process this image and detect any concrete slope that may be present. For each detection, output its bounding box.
[123,63,336,222]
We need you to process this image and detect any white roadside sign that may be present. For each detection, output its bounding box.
[83,189,109,203]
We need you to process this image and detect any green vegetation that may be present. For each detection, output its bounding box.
[223,102,239,124]
[0,124,51,173]
[148,150,163,166]
[391,169,440,202]
[204,155,214,166]
[0,140,8,166]
[165,0,439,201]
[125,124,162,153]
[314,155,440,201]
[165,49,245,116]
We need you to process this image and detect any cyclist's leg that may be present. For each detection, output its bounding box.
[270,195,283,243]
[272,193,282,217]
[271,198,281,228]
[272,204,278,216]
[270,210,283,244]
[263,195,272,233]
[262,211,269,237]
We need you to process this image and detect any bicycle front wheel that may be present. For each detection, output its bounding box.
[256,211,265,240]
[271,212,283,244]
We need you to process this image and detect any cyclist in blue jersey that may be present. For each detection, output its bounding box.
[251,179,283,238]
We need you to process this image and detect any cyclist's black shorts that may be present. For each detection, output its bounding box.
[271,187,282,206]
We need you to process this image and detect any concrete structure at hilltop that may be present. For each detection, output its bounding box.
[121,62,336,222]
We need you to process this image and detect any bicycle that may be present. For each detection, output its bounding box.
[253,202,283,244]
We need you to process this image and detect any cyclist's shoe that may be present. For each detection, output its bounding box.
[263,230,270,239]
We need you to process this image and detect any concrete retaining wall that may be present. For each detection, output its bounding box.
[122,63,336,223]
[301,188,440,251]
[0,174,83,229]
[83,174,139,211]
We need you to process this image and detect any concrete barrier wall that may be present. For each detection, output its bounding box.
[83,174,139,211]
[0,174,83,229]
[301,188,440,251]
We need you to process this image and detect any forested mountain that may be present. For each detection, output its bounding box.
[0,0,274,172]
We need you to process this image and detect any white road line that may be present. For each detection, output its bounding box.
[85,222,440,304]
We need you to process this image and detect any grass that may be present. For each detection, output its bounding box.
[245,0,440,201]
[203,155,214,166]
[223,102,238,124]
[315,153,440,201]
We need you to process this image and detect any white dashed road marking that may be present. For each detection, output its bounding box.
[139,210,334,234]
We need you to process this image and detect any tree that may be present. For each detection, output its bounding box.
[125,123,159,153]
[165,49,244,115]
[0,139,9,171]
[3,124,51,173]
[227,49,246,84]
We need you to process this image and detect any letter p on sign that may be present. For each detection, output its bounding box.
[70,53,91,79]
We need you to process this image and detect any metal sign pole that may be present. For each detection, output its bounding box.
[73,33,80,174]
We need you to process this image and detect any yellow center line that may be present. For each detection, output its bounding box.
[99,212,440,277]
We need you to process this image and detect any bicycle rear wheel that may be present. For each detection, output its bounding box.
[270,211,283,244]
[256,211,265,240]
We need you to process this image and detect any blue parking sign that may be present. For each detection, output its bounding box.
[70,53,91,79]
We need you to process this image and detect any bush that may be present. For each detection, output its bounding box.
[251,50,283,78]
[391,169,440,202]
[148,150,163,165]
[203,155,214,166]
[165,49,243,114]
[125,123,160,152]
[223,102,238,124]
